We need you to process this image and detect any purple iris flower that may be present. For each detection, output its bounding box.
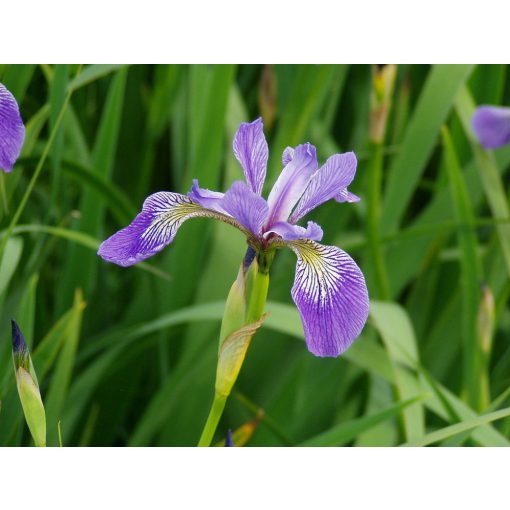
[472,105,510,149]
[98,118,369,357]
[0,83,25,172]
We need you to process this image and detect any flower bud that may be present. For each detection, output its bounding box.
[370,64,397,144]
[258,65,277,131]
[477,284,495,356]
[225,429,235,447]
[12,320,46,447]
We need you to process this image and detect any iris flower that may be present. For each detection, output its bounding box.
[98,118,369,357]
[0,83,25,172]
[472,105,510,149]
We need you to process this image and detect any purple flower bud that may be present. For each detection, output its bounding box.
[11,319,29,370]
[225,429,234,447]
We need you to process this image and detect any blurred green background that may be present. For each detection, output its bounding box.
[1,64,510,446]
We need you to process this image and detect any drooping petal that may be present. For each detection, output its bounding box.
[98,192,251,267]
[265,143,318,227]
[233,118,268,195]
[265,220,323,242]
[290,152,358,223]
[0,83,25,172]
[286,239,369,357]
[188,179,226,213]
[472,106,510,149]
[219,181,268,236]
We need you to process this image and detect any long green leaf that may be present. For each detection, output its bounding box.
[402,407,510,447]
[300,397,425,446]
[442,126,483,409]
[381,65,474,233]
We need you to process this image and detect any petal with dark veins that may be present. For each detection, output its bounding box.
[233,118,268,195]
[286,239,369,357]
[98,192,251,267]
[0,83,25,172]
[290,152,358,222]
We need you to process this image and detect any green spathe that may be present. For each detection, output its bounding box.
[15,367,46,447]
[198,253,271,447]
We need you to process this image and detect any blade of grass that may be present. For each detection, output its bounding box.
[381,65,474,234]
[68,64,128,92]
[300,396,426,447]
[455,86,510,278]
[401,407,510,447]
[442,126,483,409]
[44,289,85,446]
[0,65,81,271]
[60,67,128,305]
[7,224,169,281]
[369,301,425,441]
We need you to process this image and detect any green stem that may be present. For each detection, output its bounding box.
[246,251,271,322]
[197,251,272,447]
[197,393,227,447]
[366,142,391,300]
[0,173,9,214]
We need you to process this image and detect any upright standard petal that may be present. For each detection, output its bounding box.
[472,106,510,149]
[0,83,25,172]
[98,192,251,267]
[219,181,268,237]
[287,240,369,357]
[265,143,318,227]
[290,152,358,223]
[233,118,268,195]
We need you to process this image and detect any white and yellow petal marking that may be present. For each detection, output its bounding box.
[98,192,252,267]
[287,239,369,357]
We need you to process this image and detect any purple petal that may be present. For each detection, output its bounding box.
[282,146,294,166]
[219,181,268,237]
[290,152,358,223]
[233,118,268,195]
[335,189,360,203]
[99,192,250,267]
[0,83,25,172]
[265,220,323,242]
[188,179,226,213]
[288,240,369,357]
[472,106,510,149]
[265,143,318,227]
[225,429,234,447]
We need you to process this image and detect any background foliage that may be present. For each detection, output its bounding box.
[1,64,509,446]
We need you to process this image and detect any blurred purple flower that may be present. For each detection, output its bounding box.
[225,429,234,447]
[98,118,369,357]
[0,83,25,172]
[472,105,510,149]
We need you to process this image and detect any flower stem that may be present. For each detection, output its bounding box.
[197,251,272,447]
[197,393,227,447]
[366,141,391,300]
